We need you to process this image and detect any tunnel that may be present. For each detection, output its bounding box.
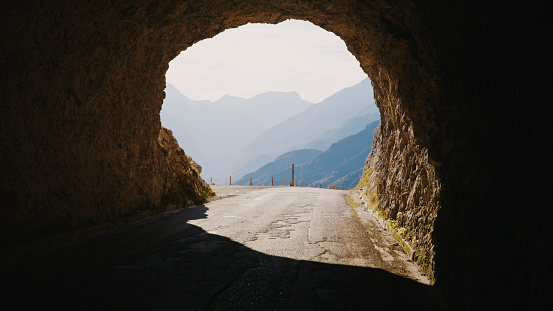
[1,0,551,309]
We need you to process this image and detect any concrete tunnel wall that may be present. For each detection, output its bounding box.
[1,1,552,309]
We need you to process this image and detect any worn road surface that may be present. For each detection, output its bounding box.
[2,186,447,310]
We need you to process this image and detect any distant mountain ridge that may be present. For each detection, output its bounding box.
[160,84,314,181]
[161,78,379,184]
[237,120,380,189]
[228,78,379,181]
[305,108,378,151]
[236,149,322,186]
[295,120,380,189]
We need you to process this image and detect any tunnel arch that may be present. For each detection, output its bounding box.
[2,1,551,309]
[158,5,443,285]
[3,0,445,295]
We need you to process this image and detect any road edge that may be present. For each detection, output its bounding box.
[348,190,416,260]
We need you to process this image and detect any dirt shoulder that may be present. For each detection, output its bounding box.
[348,190,431,285]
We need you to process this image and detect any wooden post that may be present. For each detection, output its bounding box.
[311,181,312,187]
[210,177,212,184]
[291,164,295,187]
[250,176,252,186]
[230,176,232,185]
[272,177,273,186]
[302,181,303,187]
[284,177,285,186]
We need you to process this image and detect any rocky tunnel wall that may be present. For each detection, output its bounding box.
[1,1,551,309]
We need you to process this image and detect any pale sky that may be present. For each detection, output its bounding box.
[165,19,368,103]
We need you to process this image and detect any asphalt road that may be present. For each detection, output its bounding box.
[2,186,447,310]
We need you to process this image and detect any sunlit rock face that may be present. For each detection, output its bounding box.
[1,0,551,309]
[158,127,214,207]
[358,121,440,281]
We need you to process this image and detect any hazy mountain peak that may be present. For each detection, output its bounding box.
[214,94,243,105]
[161,86,315,182]
[215,90,310,104]
[315,78,372,105]
[165,83,190,101]
[162,78,376,184]
[249,90,314,106]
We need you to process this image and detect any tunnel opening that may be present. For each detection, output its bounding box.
[161,19,378,190]
[2,1,552,309]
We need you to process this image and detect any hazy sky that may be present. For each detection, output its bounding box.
[165,19,368,103]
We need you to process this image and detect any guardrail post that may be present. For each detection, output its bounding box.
[291,164,295,187]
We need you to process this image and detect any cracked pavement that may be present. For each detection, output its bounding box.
[2,186,446,310]
[206,186,429,283]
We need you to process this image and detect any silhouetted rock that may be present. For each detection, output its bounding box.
[158,127,214,207]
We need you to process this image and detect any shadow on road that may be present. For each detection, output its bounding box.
[2,207,449,310]
[185,204,209,220]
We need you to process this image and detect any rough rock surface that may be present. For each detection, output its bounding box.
[158,127,214,207]
[358,123,440,280]
[1,1,552,309]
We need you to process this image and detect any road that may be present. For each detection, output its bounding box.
[2,186,446,310]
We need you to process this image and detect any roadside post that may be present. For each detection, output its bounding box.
[291,164,295,187]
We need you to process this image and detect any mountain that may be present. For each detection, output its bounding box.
[236,149,322,185]
[296,119,380,189]
[305,108,379,151]
[228,78,378,180]
[159,84,209,163]
[238,120,380,189]
[160,84,314,182]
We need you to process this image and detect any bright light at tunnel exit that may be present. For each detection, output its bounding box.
[165,19,368,103]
